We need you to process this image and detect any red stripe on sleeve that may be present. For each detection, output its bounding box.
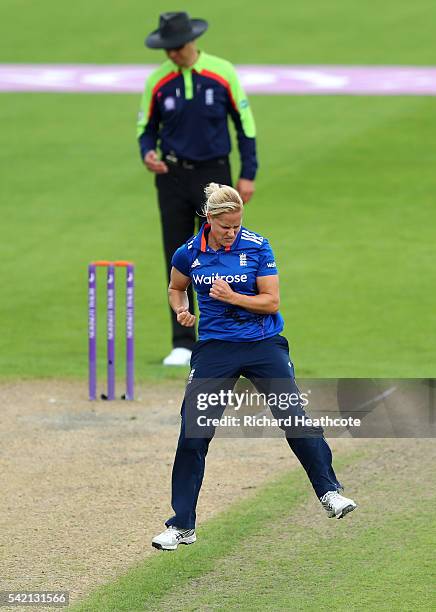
[148,71,180,119]
[199,69,238,112]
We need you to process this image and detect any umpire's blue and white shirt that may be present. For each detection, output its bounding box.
[171,224,284,341]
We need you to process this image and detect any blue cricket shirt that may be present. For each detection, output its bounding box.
[171,224,284,341]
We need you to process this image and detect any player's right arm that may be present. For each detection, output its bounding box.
[168,267,196,327]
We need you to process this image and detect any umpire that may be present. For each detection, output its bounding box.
[137,12,258,365]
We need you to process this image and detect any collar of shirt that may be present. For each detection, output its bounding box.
[168,50,209,74]
[168,51,209,100]
[193,222,242,253]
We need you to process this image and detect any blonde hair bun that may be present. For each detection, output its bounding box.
[202,183,243,217]
[204,182,221,199]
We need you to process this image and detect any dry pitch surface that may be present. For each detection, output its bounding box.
[0,381,430,606]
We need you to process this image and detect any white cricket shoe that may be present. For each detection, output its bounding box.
[163,348,192,366]
[320,490,357,519]
[152,526,196,551]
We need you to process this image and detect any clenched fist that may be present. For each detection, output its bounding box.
[209,279,235,304]
[176,306,196,327]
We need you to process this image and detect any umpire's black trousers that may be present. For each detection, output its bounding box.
[155,157,232,350]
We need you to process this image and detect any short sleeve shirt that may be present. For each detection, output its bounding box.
[171,224,284,341]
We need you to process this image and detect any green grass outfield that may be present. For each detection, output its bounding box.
[1,0,435,382]
[70,442,435,611]
[1,2,435,611]
[1,0,436,65]
[1,94,435,380]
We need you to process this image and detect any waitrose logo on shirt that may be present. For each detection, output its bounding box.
[192,273,248,285]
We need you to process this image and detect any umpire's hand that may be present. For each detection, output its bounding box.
[144,150,169,174]
[236,178,255,203]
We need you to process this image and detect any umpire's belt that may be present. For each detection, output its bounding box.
[164,154,228,170]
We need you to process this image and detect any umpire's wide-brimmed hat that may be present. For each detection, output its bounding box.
[145,12,208,50]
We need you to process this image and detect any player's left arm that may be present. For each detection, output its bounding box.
[209,275,280,314]
[210,239,280,313]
